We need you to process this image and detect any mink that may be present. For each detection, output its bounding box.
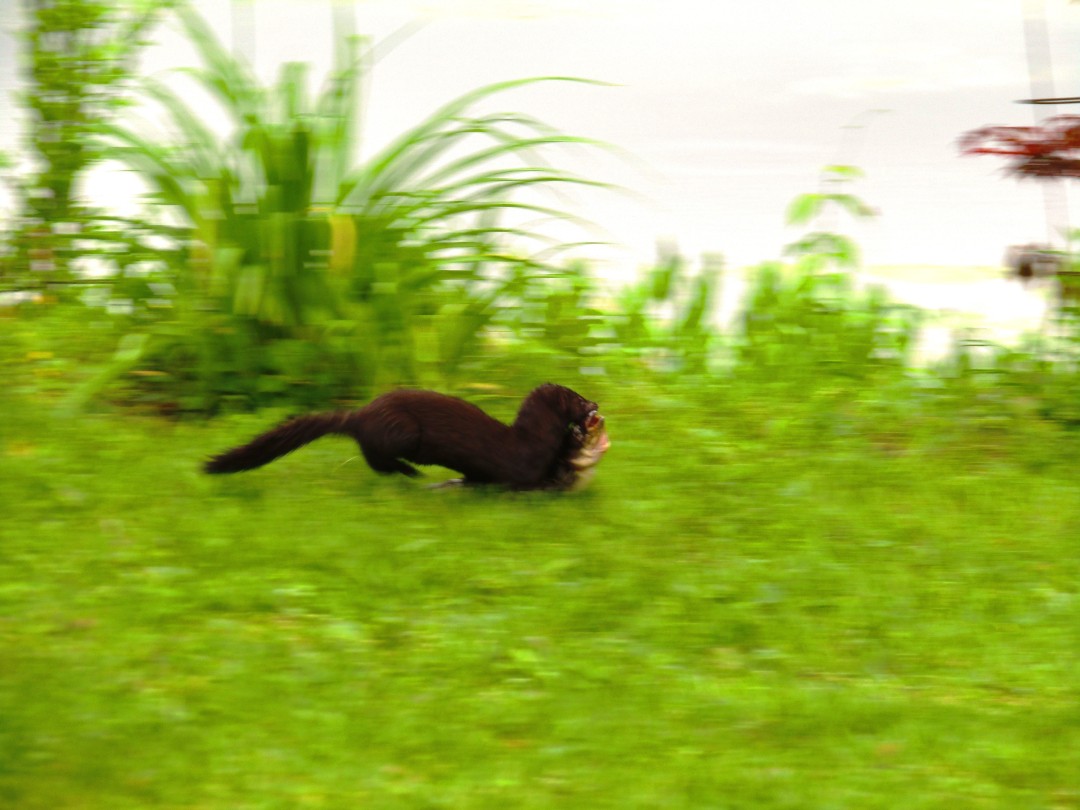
[204,383,608,490]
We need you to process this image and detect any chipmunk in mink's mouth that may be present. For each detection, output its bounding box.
[555,409,610,491]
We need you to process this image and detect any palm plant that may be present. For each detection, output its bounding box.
[98,6,609,410]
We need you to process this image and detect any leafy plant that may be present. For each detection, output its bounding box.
[2,0,175,293]
[960,115,1080,178]
[961,117,1080,327]
[734,166,919,385]
[783,164,875,271]
[611,244,722,373]
[735,261,920,385]
[93,6,610,411]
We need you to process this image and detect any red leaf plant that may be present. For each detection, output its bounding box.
[961,115,1080,178]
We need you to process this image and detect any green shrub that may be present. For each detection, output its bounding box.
[610,245,722,374]
[88,7,610,411]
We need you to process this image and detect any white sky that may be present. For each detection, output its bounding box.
[3,0,1080,276]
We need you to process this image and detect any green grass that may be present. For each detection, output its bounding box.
[4,372,1080,808]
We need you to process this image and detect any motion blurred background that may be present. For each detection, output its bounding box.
[5,2,1080,807]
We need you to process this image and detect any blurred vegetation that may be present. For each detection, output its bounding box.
[4,0,178,291]
[611,243,721,374]
[734,164,922,390]
[7,3,613,412]
[6,1,1080,807]
[91,7,614,412]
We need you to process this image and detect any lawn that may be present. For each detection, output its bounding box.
[3,363,1080,808]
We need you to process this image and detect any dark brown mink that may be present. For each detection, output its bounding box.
[203,383,606,490]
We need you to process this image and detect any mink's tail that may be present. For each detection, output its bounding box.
[203,412,354,474]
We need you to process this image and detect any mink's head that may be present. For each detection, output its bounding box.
[524,383,599,431]
[523,383,609,490]
[526,383,607,454]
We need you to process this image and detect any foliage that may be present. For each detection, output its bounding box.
[90,6,610,412]
[733,164,920,386]
[936,322,1080,427]
[783,163,875,270]
[922,232,1080,427]
[734,262,921,386]
[496,261,613,357]
[960,115,1080,178]
[960,116,1080,347]
[611,244,722,373]
[2,0,175,291]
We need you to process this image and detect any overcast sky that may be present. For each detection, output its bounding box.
[4,0,1080,276]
